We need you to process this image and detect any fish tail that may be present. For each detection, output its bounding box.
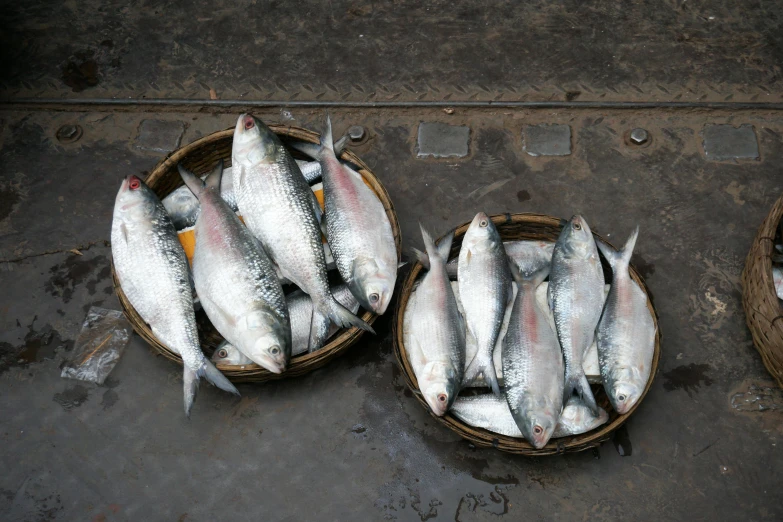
[420,224,453,264]
[508,259,550,288]
[198,360,240,396]
[289,141,323,159]
[411,248,430,270]
[563,370,599,415]
[183,365,199,418]
[464,351,501,396]
[333,134,348,155]
[307,308,332,352]
[321,114,335,152]
[322,297,376,334]
[597,226,639,271]
[204,159,223,191]
[178,163,205,199]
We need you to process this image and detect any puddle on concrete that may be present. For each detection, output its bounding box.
[0,316,72,374]
[44,253,110,303]
[62,58,99,92]
[663,363,713,396]
[53,384,90,411]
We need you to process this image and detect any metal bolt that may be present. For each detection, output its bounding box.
[56,124,83,143]
[629,128,649,145]
[347,125,366,142]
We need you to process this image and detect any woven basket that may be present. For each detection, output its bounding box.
[113,124,402,383]
[741,195,783,388]
[393,213,661,455]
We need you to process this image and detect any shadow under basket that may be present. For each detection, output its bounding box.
[392,213,661,455]
[113,124,402,383]
[741,194,783,389]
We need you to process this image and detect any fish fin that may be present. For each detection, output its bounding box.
[563,371,599,415]
[596,226,638,271]
[420,223,453,264]
[204,159,223,191]
[398,261,408,269]
[465,248,472,264]
[289,140,322,159]
[120,223,128,244]
[411,248,430,270]
[308,188,323,226]
[323,297,375,334]
[178,163,205,198]
[198,360,240,396]
[200,294,237,328]
[183,365,199,418]
[334,134,348,155]
[437,232,454,261]
[319,212,329,239]
[464,351,501,396]
[308,308,331,352]
[321,114,335,152]
[445,260,458,279]
[238,164,247,188]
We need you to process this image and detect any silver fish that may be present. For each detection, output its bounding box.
[458,212,511,396]
[179,161,291,373]
[211,340,252,366]
[446,240,554,279]
[504,262,564,449]
[405,226,465,416]
[212,282,359,366]
[162,166,237,230]
[231,114,372,352]
[596,228,655,414]
[295,116,397,315]
[549,215,604,414]
[111,174,238,416]
[451,395,608,439]
[163,161,324,230]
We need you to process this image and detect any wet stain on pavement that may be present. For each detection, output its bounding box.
[663,363,714,396]
[632,253,656,279]
[101,389,118,410]
[0,185,21,221]
[612,424,633,456]
[62,55,99,92]
[45,254,110,303]
[516,189,531,202]
[53,384,90,411]
[0,316,72,374]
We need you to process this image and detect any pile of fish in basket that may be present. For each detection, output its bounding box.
[112,114,398,416]
[401,213,657,451]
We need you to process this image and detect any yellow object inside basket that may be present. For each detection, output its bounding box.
[177,178,372,264]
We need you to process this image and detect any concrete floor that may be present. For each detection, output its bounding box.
[2,1,783,521]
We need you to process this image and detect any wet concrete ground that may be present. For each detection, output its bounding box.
[2,0,783,519]
[1,108,782,521]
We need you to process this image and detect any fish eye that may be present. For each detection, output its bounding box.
[244,116,255,130]
[217,349,228,358]
[269,345,280,356]
[437,393,447,403]
[369,292,380,303]
[533,425,543,435]
[479,219,488,228]
[129,178,141,190]
[618,394,627,402]
[573,222,582,231]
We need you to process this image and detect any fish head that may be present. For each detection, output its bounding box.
[519,396,559,449]
[558,215,596,258]
[462,212,502,254]
[233,309,291,374]
[419,362,459,416]
[114,175,158,223]
[233,114,281,165]
[351,258,395,315]
[606,366,645,414]
[210,341,251,366]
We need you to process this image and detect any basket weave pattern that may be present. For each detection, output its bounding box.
[741,195,783,388]
[393,213,661,455]
[112,125,402,383]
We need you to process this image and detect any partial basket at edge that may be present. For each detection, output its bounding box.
[113,124,402,383]
[741,194,783,388]
[392,213,661,455]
